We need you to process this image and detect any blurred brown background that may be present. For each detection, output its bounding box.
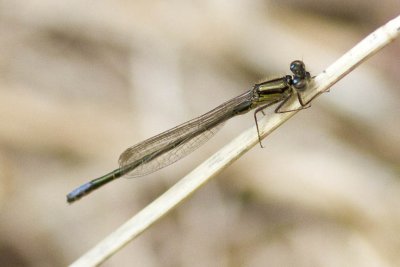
[0,1,399,266]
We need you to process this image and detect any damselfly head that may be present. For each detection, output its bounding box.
[290,60,310,90]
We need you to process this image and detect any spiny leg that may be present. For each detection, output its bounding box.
[275,91,310,114]
[253,100,281,148]
[299,88,330,107]
[296,76,331,107]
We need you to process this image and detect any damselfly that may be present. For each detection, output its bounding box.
[67,60,312,203]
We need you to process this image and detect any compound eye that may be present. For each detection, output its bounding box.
[293,76,307,89]
[290,60,306,77]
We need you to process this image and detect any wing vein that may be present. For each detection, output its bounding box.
[119,90,253,178]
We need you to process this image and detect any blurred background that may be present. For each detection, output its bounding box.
[0,1,399,266]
